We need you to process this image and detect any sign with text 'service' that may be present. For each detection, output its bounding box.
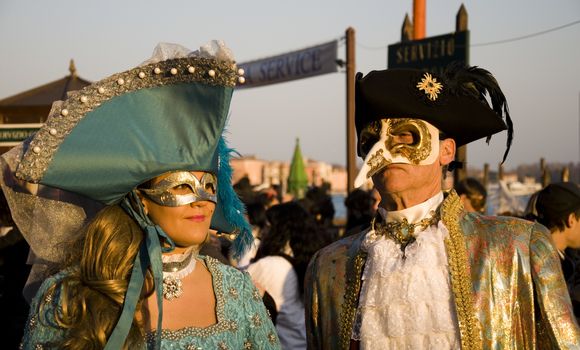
[388,31,469,74]
[237,41,338,89]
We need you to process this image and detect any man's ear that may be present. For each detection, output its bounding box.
[566,212,576,229]
[439,138,456,166]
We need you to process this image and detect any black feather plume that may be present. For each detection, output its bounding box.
[442,63,513,163]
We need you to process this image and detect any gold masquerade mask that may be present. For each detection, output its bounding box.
[140,171,217,207]
[354,118,440,187]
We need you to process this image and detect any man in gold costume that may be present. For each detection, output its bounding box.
[304,66,580,349]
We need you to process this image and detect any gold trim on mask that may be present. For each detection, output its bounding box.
[358,120,382,158]
[386,118,433,164]
[366,149,392,179]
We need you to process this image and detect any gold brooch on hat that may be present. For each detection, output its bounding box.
[416,72,443,101]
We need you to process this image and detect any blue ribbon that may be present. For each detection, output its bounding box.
[104,191,175,349]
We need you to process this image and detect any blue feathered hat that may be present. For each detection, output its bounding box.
[15,43,251,254]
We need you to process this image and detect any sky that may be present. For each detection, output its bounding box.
[1,0,579,171]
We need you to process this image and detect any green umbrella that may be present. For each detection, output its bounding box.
[287,138,309,199]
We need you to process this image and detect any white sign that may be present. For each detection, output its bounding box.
[237,41,338,89]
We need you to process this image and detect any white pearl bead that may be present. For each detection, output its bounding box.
[49,128,57,135]
[237,68,245,76]
[138,72,146,79]
[154,67,161,74]
[117,78,125,85]
[32,146,41,154]
[61,109,69,116]
[170,68,177,75]
[97,87,105,94]
[238,76,246,84]
[208,69,216,77]
[188,66,195,73]
[80,96,88,103]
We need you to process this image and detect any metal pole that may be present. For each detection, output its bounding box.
[346,27,356,193]
[413,0,426,39]
[453,5,469,186]
[483,163,489,187]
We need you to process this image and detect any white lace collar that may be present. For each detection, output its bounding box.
[377,192,444,224]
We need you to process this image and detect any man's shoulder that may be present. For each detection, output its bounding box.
[461,212,549,238]
[311,229,368,268]
[468,212,531,225]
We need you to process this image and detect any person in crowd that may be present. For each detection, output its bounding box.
[248,202,326,350]
[258,187,281,209]
[302,184,335,227]
[534,182,580,320]
[3,42,280,349]
[235,201,269,269]
[455,177,487,213]
[370,187,381,213]
[233,176,256,204]
[0,191,31,349]
[301,185,339,244]
[305,65,579,349]
[343,188,376,236]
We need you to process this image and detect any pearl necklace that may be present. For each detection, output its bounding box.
[161,248,198,300]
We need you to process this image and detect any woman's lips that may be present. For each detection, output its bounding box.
[186,215,206,222]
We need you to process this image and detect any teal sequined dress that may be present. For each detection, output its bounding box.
[21,256,281,349]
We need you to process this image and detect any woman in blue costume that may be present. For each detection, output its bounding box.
[0,42,280,349]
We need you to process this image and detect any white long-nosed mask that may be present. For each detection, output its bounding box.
[354,118,440,187]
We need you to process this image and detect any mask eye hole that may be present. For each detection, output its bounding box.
[359,121,381,157]
[168,183,193,195]
[204,182,216,194]
[391,129,420,146]
[389,124,422,147]
[200,173,217,195]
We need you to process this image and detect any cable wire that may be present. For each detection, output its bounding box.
[356,19,580,51]
[472,19,580,47]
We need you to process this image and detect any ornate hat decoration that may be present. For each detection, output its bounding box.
[355,64,513,162]
[1,42,251,349]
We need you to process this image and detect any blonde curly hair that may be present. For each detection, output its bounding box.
[39,205,154,349]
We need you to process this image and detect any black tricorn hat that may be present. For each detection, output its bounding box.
[355,65,513,162]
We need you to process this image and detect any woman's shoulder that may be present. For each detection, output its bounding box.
[202,255,263,304]
[22,269,75,349]
[204,255,252,284]
[32,268,74,304]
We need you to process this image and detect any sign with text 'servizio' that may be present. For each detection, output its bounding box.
[388,31,469,74]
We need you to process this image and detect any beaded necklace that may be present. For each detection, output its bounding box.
[161,248,198,300]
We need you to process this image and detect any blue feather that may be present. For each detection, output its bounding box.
[216,136,253,259]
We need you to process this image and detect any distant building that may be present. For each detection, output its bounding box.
[0,60,91,152]
[231,156,348,194]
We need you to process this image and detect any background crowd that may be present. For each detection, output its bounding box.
[1,173,579,349]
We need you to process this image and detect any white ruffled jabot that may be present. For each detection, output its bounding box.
[352,192,461,349]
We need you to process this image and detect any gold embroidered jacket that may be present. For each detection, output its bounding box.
[304,191,580,349]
